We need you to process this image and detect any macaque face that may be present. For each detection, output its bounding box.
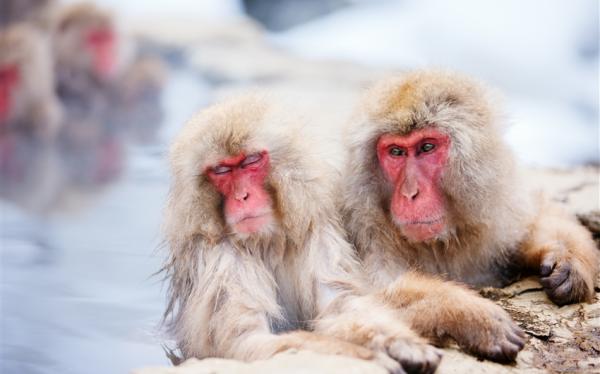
[376,128,450,242]
[206,150,274,235]
[0,64,20,121]
[84,26,115,78]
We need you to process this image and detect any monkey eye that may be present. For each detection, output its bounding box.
[420,143,436,153]
[389,146,406,157]
[241,153,262,167]
[212,165,232,175]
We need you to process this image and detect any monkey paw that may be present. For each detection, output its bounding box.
[372,352,406,374]
[456,300,526,363]
[384,337,442,374]
[540,252,594,306]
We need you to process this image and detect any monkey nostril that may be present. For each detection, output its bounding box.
[234,191,250,202]
[402,188,419,200]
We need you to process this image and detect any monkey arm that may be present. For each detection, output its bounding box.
[171,246,376,362]
[168,247,281,360]
[519,197,598,305]
[313,283,442,373]
[306,225,442,373]
[379,271,525,362]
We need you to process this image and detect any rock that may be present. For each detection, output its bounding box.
[578,211,600,247]
[522,167,600,215]
[478,279,600,373]
[579,211,600,234]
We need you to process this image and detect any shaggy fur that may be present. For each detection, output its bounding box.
[0,23,62,139]
[342,70,598,347]
[162,95,442,373]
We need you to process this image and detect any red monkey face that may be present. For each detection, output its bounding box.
[85,27,116,78]
[206,150,274,235]
[376,128,450,242]
[0,64,20,122]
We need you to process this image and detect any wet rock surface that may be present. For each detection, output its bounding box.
[130,19,600,374]
[478,277,600,373]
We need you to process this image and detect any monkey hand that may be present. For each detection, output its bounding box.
[445,297,525,363]
[371,334,442,374]
[539,248,595,306]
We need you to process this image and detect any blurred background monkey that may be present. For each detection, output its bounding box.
[0,23,62,140]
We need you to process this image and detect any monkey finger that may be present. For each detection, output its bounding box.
[506,331,525,349]
[497,318,526,348]
[547,277,576,306]
[386,341,442,374]
[504,318,525,338]
[483,346,506,363]
[540,263,570,289]
[500,341,521,362]
[511,325,527,339]
[374,352,407,374]
[539,254,557,277]
[485,341,520,363]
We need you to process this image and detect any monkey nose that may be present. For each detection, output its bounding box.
[235,191,249,201]
[401,187,419,200]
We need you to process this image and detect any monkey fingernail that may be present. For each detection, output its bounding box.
[507,332,525,349]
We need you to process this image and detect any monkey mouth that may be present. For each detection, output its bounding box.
[395,216,446,242]
[399,217,444,226]
[231,213,272,234]
[236,213,268,223]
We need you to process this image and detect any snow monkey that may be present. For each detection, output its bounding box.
[0,23,62,139]
[162,95,443,374]
[342,70,598,354]
[52,2,120,98]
